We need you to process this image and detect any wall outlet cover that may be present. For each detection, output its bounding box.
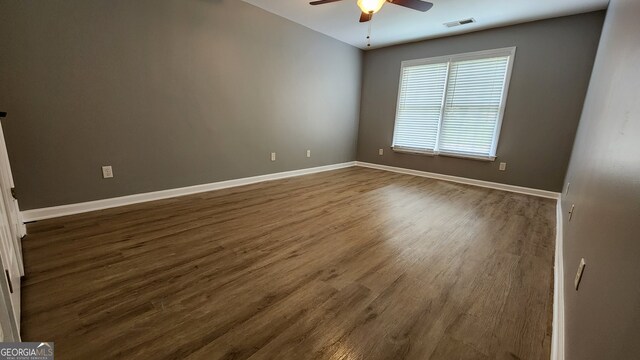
[102,166,114,179]
[379,149,384,156]
[306,150,311,158]
[271,152,276,162]
[499,162,507,171]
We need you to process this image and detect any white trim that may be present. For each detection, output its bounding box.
[17,213,26,238]
[433,60,451,151]
[438,151,496,162]
[354,162,560,199]
[490,47,516,158]
[391,146,436,156]
[21,162,356,222]
[551,198,565,360]
[0,246,19,342]
[0,121,24,276]
[392,146,496,162]
[399,47,517,68]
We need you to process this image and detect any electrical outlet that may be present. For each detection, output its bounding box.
[499,162,507,171]
[575,258,586,290]
[379,148,384,156]
[306,150,311,158]
[102,166,114,179]
[271,152,276,162]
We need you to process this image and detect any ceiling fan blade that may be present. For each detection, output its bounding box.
[388,0,434,12]
[309,0,344,5]
[359,12,373,23]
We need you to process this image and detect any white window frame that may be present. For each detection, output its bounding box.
[392,47,517,161]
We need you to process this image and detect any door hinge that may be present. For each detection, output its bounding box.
[10,187,17,200]
[5,270,13,293]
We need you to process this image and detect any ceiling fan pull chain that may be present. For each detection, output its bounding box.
[367,20,372,47]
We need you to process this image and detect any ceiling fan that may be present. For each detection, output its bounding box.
[310,0,434,23]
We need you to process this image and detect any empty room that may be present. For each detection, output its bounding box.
[0,0,638,359]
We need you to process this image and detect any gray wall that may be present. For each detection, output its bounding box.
[357,12,604,192]
[561,0,640,359]
[0,0,362,210]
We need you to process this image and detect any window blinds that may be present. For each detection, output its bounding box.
[392,48,514,159]
[439,56,509,156]
[393,62,448,152]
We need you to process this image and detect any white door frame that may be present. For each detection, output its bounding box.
[0,252,19,341]
[0,121,25,274]
[0,115,23,339]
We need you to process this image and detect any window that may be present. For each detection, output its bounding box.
[392,47,515,160]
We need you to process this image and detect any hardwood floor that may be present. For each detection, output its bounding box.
[21,167,556,360]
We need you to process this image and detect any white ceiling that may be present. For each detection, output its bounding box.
[242,0,608,49]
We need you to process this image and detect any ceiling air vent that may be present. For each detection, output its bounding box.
[444,18,476,28]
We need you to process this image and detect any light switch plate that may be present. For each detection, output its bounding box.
[499,162,507,171]
[378,149,384,156]
[575,258,586,290]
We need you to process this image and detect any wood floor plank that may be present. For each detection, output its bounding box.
[20,167,556,360]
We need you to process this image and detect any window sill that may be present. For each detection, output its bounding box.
[392,147,496,162]
[391,147,436,156]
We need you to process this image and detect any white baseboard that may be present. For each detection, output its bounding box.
[354,162,561,199]
[17,212,26,238]
[551,199,565,360]
[22,161,561,222]
[21,162,356,222]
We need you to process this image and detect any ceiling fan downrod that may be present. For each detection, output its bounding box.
[367,20,372,47]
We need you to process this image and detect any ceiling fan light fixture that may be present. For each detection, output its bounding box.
[357,0,386,14]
